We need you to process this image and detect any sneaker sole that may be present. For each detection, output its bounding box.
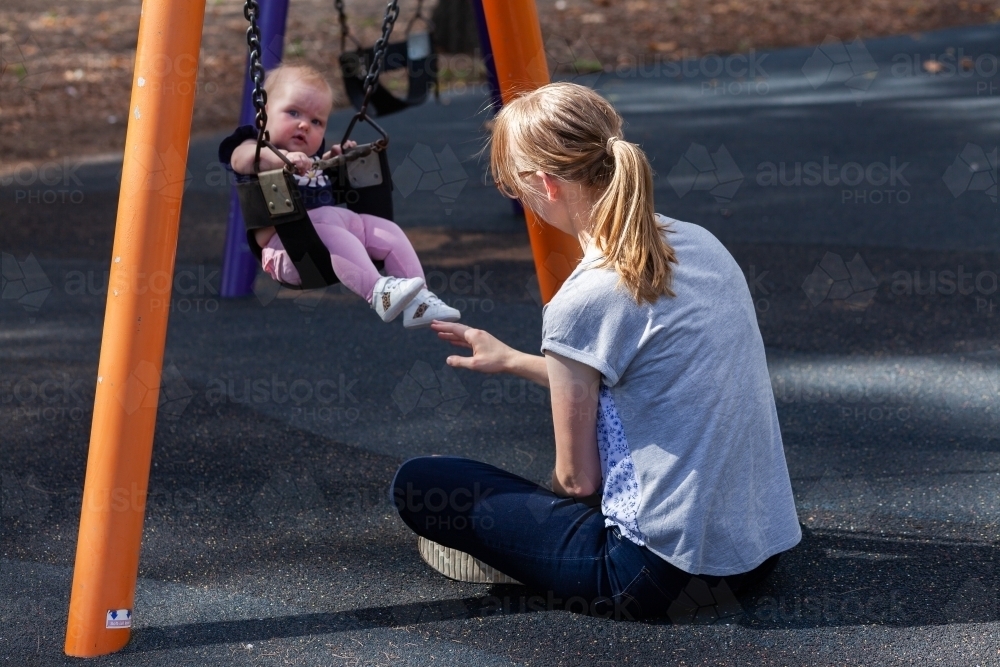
[379,280,424,322]
[417,537,522,585]
[403,313,461,330]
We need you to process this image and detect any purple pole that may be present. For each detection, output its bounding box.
[470,0,523,217]
[221,0,291,297]
[470,0,502,112]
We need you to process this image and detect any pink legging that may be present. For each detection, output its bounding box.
[260,206,425,301]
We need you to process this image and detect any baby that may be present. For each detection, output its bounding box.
[219,64,459,327]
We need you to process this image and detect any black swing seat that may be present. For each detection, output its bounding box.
[236,145,394,290]
[340,33,437,117]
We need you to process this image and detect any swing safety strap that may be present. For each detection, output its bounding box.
[239,0,340,290]
[239,0,398,290]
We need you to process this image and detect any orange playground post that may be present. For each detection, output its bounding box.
[64,0,207,656]
[481,0,583,304]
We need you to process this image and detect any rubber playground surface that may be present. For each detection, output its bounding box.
[3,24,1000,665]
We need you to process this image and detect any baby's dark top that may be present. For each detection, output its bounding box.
[218,125,338,210]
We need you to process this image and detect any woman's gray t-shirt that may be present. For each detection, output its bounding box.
[541,216,801,576]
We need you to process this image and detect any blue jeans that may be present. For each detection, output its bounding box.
[391,456,781,621]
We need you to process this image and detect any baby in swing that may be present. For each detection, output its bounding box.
[219,64,460,327]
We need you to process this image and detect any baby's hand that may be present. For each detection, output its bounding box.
[283,151,313,175]
[322,140,358,159]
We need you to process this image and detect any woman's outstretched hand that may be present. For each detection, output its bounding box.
[430,321,514,375]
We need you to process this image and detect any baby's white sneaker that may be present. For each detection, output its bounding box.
[371,276,424,322]
[403,289,461,329]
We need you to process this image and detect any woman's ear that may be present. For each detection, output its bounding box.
[537,171,560,202]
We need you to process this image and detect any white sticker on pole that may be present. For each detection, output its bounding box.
[106,609,132,629]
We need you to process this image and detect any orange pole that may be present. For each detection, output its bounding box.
[64,0,206,656]
[481,0,583,304]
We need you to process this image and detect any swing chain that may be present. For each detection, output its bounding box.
[361,0,401,109]
[244,0,268,132]
[243,0,269,171]
[406,0,427,36]
[334,0,354,53]
[338,0,399,150]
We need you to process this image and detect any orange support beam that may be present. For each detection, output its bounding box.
[481,0,583,304]
[64,0,207,656]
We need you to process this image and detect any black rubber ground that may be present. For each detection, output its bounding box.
[2,24,999,666]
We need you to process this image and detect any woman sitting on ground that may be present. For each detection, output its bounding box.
[390,82,801,620]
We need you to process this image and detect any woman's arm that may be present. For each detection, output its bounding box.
[432,322,602,499]
[546,351,602,498]
[432,322,549,387]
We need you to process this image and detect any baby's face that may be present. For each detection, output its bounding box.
[266,80,333,157]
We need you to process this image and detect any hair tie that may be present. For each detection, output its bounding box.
[606,136,620,155]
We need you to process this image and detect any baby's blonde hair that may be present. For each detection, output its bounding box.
[490,82,676,304]
[263,64,334,107]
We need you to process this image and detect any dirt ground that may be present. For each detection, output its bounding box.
[1,0,998,167]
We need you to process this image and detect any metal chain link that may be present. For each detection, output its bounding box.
[406,0,427,35]
[243,0,267,134]
[335,0,400,149]
[334,0,351,53]
[361,0,400,109]
[243,0,271,172]
[242,0,401,158]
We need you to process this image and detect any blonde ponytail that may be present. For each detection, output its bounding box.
[489,82,676,304]
[592,137,675,303]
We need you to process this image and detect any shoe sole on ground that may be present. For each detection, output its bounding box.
[417,536,522,585]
